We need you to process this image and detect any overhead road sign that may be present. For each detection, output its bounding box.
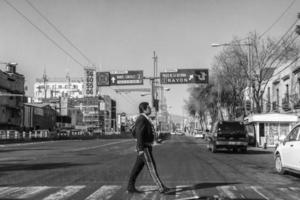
[160,69,208,84]
[110,70,143,85]
[114,88,151,93]
[96,72,110,86]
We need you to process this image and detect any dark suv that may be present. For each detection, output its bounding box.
[207,121,248,153]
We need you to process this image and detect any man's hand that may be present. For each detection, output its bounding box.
[138,151,144,155]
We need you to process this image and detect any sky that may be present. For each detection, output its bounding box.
[0,0,299,116]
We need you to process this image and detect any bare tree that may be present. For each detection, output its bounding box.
[247,32,299,113]
[212,41,248,119]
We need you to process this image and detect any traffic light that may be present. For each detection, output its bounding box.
[153,99,159,112]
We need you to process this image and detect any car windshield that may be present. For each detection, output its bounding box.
[219,122,245,132]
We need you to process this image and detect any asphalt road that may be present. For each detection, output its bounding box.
[0,135,299,200]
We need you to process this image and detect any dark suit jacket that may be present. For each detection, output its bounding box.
[135,114,155,151]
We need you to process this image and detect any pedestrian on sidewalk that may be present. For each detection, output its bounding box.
[127,102,171,194]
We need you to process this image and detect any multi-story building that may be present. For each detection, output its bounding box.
[245,61,300,147]
[0,63,25,130]
[262,61,300,115]
[33,76,84,102]
[23,103,57,131]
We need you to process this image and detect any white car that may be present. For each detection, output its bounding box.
[274,123,300,174]
[194,133,204,139]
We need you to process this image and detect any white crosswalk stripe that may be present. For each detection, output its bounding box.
[0,186,51,199]
[0,185,297,199]
[85,185,121,200]
[42,185,85,200]
[175,185,199,200]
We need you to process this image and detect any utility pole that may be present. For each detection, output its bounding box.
[42,69,48,100]
[152,51,158,132]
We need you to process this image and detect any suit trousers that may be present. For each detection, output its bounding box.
[127,146,165,191]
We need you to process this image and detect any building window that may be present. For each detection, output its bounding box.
[276,88,279,105]
[267,87,270,102]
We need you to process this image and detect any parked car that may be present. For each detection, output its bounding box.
[194,129,205,139]
[274,123,300,174]
[207,121,248,153]
[0,130,7,140]
[6,130,21,140]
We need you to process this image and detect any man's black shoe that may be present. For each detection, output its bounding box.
[127,188,144,194]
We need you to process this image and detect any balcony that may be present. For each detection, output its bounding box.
[294,100,300,109]
[290,94,300,109]
[272,101,279,112]
[282,97,291,111]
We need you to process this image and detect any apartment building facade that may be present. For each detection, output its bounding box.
[0,64,25,130]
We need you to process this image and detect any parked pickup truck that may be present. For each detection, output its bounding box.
[207,121,248,153]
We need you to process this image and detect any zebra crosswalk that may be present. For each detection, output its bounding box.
[0,184,298,200]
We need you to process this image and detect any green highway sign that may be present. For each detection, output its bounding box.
[110,70,144,86]
[160,69,208,84]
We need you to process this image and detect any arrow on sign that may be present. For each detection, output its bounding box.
[111,76,116,84]
[189,75,194,80]
[195,72,207,81]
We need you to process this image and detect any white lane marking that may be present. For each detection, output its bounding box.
[70,140,132,152]
[139,185,158,199]
[279,188,300,200]
[0,140,65,147]
[0,187,20,197]
[175,185,199,200]
[85,185,121,200]
[250,186,269,200]
[0,186,51,199]
[19,186,51,198]
[43,185,85,200]
[217,185,239,199]
[289,187,300,191]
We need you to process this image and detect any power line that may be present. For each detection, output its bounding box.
[259,0,296,39]
[25,0,95,66]
[262,19,299,66]
[4,0,85,68]
[269,55,300,79]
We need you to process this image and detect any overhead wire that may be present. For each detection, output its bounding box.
[25,0,95,66]
[262,18,299,65]
[259,0,296,39]
[3,0,85,68]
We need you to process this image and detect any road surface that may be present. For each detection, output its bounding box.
[0,135,299,200]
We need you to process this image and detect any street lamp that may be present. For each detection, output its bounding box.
[211,40,253,114]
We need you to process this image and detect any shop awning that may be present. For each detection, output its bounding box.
[245,113,298,123]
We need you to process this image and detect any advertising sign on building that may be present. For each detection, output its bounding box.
[84,68,96,96]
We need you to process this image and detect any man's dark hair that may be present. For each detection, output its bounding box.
[139,102,149,113]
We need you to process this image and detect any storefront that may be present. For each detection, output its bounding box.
[244,113,298,147]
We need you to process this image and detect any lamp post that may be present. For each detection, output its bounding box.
[211,41,253,115]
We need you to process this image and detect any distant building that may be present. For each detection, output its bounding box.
[23,103,57,131]
[33,76,84,102]
[0,63,25,130]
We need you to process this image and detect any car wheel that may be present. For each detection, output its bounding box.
[275,154,285,175]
